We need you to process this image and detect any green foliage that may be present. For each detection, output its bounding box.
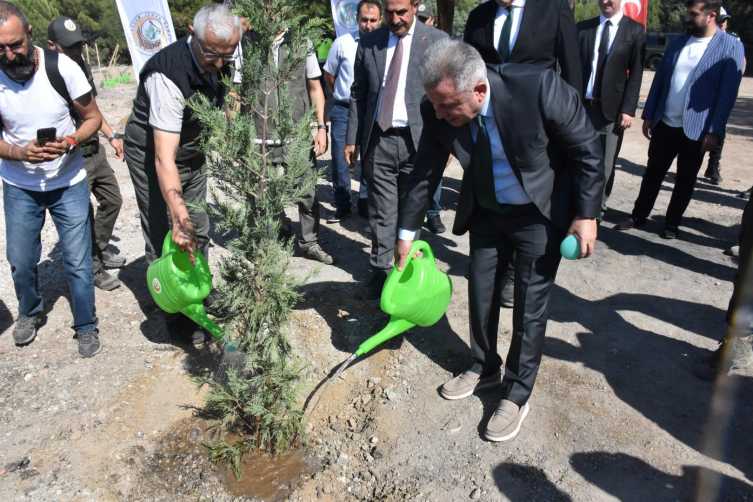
[17,0,60,38]
[187,0,327,479]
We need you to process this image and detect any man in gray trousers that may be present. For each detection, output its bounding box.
[344,0,448,299]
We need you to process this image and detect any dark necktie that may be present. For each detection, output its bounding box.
[378,36,403,131]
[473,115,499,212]
[593,20,611,99]
[497,6,516,61]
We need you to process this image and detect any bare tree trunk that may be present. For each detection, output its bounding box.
[436,0,456,35]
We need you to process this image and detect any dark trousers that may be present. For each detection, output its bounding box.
[706,133,725,171]
[468,204,564,406]
[585,106,624,221]
[293,154,321,250]
[427,181,443,219]
[726,198,753,331]
[126,152,210,266]
[84,144,122,273]
[631,121,706,230]
[363,129,416,271]
[329,103,353,210]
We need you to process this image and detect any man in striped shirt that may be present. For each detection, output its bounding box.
[616,0,744,240]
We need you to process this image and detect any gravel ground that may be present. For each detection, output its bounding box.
[0,68,752,501]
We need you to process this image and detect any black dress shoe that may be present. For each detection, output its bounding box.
[661,227,678,240]
[365,270,388,300]
[738,187,752,200]
[166,316,210,346]
[327,207,352,223]
[425,215,446,234]
[501,277,514,308]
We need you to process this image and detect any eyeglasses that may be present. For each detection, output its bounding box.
[0,37,28,56]
[194,37,236,63]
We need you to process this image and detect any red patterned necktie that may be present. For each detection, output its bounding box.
[377,36,404,131]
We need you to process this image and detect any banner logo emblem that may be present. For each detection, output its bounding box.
[336,0,359,31]
[130,12,171,55]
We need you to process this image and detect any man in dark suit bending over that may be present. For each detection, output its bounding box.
[464,0,583,307]
[577,0,645,221]
[396,40,604,442]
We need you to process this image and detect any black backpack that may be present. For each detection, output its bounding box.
[43,48,99,154]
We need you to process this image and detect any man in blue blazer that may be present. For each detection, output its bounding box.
[616,0,744,240]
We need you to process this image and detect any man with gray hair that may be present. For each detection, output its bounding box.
[124,3,240,345]
[396,40,603,441]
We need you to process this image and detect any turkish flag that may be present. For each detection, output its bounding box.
[622,0,648,26]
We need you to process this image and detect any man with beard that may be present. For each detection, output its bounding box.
[47,17,126,292]
[344,0,449,299]
[0,2,104,357]
[124,3,240,345]
[616,0,744,240]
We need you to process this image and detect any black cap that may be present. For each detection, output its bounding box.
[417,3,434,20]
[47,17,85,47]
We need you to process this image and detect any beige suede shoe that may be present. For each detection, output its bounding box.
[484,399,529,442]
[440,367,502,400]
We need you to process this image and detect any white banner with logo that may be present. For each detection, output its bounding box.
[115,0,176,79]
[331,0,360,38]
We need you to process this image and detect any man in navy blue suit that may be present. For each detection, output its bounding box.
[616,0,743,240]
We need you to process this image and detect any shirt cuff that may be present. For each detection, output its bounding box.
[398,229,417,241]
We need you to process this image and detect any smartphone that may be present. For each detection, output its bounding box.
[36,127,56,146]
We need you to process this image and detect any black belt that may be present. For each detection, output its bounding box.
[497,202,537,216]
[584,99,601,107]
[335,100,350,108]
[378,126,411,137]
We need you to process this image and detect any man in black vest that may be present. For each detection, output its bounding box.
[47,17,127,292]
[577,0,645,222]
[124,4,240,345]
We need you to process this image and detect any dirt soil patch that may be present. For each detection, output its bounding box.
[1,68,752,501]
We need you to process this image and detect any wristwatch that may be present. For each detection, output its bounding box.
[107,134,122,142]
[317,124,328,133]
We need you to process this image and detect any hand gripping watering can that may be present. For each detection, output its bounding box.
[356,240,453,356]
[146,231,224,337]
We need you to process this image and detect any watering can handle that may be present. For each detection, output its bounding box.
[403,240,436,270]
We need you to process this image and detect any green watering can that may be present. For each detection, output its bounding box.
[146,231,224,337]
[355,240,453,356]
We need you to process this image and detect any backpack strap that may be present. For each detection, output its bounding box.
[43,48,79,125]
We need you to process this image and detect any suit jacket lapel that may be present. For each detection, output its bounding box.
[510,0,539,60]
[483,0,496,52]
[605,19,627,63]
[409,22,426,81]
[694,28,723,75]
[587,22,597,66]
[487,70,521,183]
[374,29,389,81]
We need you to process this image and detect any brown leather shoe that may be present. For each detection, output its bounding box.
[440,366,502,400]
[485,399,529,442]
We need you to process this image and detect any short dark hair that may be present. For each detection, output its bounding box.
[686,0,722,18]
[357,0,383,18]
[0,1,28,32]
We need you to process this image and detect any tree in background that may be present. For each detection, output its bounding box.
[188,0,326,479]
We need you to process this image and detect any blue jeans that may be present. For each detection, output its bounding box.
[427,180,443,219]
[330,103,352,210]
[3,179,97,334]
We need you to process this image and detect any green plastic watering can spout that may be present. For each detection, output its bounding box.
[355,316,415,357]
[181,301,224,337]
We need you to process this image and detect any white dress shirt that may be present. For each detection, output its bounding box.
[324,31,360,102]
[661,35,714,127]
[493,0,527,56]
[398,81,531,240]
[375,20,416,128]
[585,11,624,100]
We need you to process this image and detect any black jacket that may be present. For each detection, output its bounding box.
[400,64,604,236]
[463,0,582,94]
[577,15,646,121]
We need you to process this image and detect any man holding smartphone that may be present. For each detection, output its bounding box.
[47,16,126,292]
[0,2,104,358]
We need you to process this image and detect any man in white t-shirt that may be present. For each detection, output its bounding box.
[0,2,104,357]
[617,0,744,240]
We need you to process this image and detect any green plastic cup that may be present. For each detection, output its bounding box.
[123,75,130,83]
